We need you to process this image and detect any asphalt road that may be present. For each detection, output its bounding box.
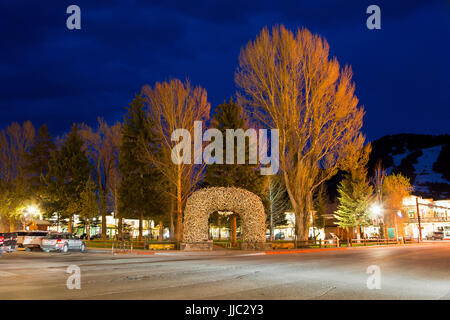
[0,243,449,300]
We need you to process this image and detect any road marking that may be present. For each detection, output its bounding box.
[237,253,266,257]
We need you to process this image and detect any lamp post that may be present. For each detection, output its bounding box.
[371,203,383,239]
[416,197,423,242]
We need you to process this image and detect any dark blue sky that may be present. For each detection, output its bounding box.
[1,0,449,141]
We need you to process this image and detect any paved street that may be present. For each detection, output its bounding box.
[0,243,449,300]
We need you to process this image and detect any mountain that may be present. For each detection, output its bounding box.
[368,134,450,200]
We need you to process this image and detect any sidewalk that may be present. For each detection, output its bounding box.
[86,241,444,256]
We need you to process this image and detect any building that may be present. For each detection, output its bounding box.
[403,195,450,239]
[49,213,169,240]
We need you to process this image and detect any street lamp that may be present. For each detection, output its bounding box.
[371,203,382,217]
[26,205,39,217]
[370,203,384,239]
[22,205,41,230]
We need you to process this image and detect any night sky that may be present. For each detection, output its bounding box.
[1,0,449,141]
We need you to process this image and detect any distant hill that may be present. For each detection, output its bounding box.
[368,134,450,200]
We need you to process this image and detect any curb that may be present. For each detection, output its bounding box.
[87,248,156,255]
[264,242,438,255]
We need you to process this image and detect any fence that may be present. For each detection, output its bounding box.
[86,239,176,252]
[291,237,418,248]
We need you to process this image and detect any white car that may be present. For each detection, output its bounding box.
[41,233,86,253]
[23,231,49,251]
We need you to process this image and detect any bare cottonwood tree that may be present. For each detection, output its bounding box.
[141,79,210,245]
[0,121,35,231]
[236,26,365,241]
[79,119,122,240]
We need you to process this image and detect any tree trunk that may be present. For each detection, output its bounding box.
[97,179,107,240]
[9,216,15,232]
[231,215,237,247]
[115,185,122,240]
[158,221,163,241]
[169,197,175,241]
[294,208,310,246]
[176,165,183,247]
[0,215,8,233]
[139,211,143,241]
[118,217,123,240]
[87,220,91,241]
[218,216,222,241]
[270,212,273,242]
[101,187,107,240]
[68,215,73,233]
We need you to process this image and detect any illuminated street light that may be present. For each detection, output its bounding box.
[371,203,382,217]
[26,205,39,216]
[23,205,41,220]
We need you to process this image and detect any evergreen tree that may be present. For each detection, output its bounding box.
[204,100,263,193]
[44,124,92,232]
[203,100,265,246]
[77,177,99,240]
[334,167,374,242]
[118,94,163,240]
[24,124,56,214]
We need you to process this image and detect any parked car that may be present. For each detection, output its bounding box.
[403,235,413,242]
[426,231,444,240]
[16,231,29,248]
[23,231,49,251]
[274,233,285,240]
[0,232,18,257]
[41,233,86,253]
[0,234,3,258]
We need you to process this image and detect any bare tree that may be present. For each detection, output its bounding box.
[107,123,122,238]
[236,26,365,241]
[79,119,121,240]
[141,79,210,245]
[0,121,35,231]
[265,174,290,241]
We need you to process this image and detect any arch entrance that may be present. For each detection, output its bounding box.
[181,187,269,250]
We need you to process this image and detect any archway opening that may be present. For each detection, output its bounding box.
[208,211,241,248]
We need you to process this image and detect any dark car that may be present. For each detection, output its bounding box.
[426,231,444,240]
[274,233,285,240]
[90,233,102,240]
[0,234,3,258]
[0,232,18,257]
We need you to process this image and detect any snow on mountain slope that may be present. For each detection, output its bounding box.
[369,134,450,199]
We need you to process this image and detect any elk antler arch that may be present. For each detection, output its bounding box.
[183,187,266,247]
